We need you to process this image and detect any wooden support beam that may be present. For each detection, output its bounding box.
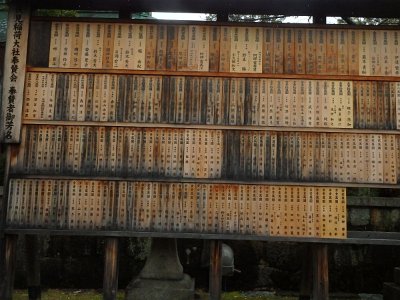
[25,235,41,300]
[313,16,327,24]
[209,240,222,300]
[118,11,131,19]
[299,244,313,300]
[217,13,229,22]
[0,235,19,300]
[103,237,119,300]
[312,244,329,300]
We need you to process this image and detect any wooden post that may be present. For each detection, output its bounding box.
[0,234,19,300]
[299,244,313,300]
[217,13,229,22]
[25,235,41,300]
[103,237,119,300]
[312,244,329,300]
[313,16,327,24]
[119,10,131,19]
[209,240,222,300]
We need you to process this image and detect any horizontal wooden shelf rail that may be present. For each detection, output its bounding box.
[4,190,400,207]
[3,229,400,245]
[29,17,400,30]
[8,174,400,189]
[25,67,400,82]
[21,120,400,135]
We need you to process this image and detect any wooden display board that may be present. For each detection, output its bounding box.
[3,17,400,241]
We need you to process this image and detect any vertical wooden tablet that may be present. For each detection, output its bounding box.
[198,26,210,72]
[306,29,316,74]
[295,28,306,74]
[359,30,371,76]
[1,2,30,142]
[102,23,115,69]
[49,22,62,67]
[209,26,221,72]
[314,80,322,128]
[337,29,348,75]
[70,22,83,68]
[263,28,274,73]
[132,24,146,70]
[112,24,125,69]
[219,26,231,73]
[396,82,400,129]
[392,31,400,76]
[383,82,393,130]
[383,135,397,184]
[91,23,104,69]
[81,23,92,68]
[177,25,189,71]
[370,30,381,76]
[326,29,338,74]
[275,80,283,126]
[382,30,391,76]
[279,80,289,127]
[251,27,263,73]
[306,80,315,127]
[230,27,240,72]
[284,28,295,74]
[77,74,87,121]
[348,29,359,75]
[143,24,157,70]
[60,22,72,68]
[187,25,200,71]
[315,29,327,74]
[273,28,284,74]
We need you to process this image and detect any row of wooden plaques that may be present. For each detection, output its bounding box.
[6,179,346,238]
[24,72,400,129]
[11,125,399,184]
[44,21,400,76]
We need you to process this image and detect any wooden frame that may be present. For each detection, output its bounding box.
[1,1,400,300]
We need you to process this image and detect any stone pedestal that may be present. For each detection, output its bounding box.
[125,238,195,300]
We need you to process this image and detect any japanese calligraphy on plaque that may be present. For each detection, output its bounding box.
[0,1,30,143]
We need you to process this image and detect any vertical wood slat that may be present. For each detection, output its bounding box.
[312,244,329,300]
[0,234,19,300]
[0,0,30,143]
[103,237,119,300]
[25,235,41,300]
[209,240,222,300]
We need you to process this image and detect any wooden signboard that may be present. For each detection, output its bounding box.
[0,1,30,143]
[2,18,400,241]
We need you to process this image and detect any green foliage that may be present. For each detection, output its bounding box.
[14,290,124,300]
[339,17,400,25]
[14,290,299,300]
[35,9,78,17]
[347,187,379,197]
[222,292,296,300]
[132,12,152,19]
[126,237,151,260]
[206,14,285,23]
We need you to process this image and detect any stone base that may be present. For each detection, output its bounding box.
[383,282,400,300]
[125,274,195,300]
